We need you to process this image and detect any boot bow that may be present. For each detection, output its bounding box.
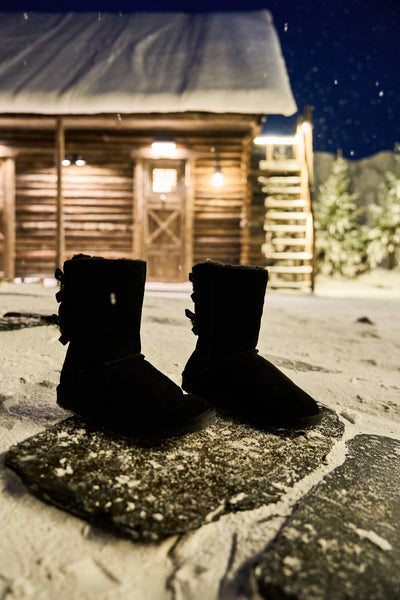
[185,309,199,335]
[54,267,70,345]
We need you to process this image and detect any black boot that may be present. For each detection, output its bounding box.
[182,261,321,428]
[55,255,215,438]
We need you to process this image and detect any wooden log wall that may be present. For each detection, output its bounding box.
[193,158,242,265]
[1,123,255,278]
[16,155,57,276]
[63,159,133,262]
[175,136,247,266]
[15,153,134,277]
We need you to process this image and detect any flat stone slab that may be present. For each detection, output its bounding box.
[5,407,343,543]
[254,434,400,600]
[0,312,55,331]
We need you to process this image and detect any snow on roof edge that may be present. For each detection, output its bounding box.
[0,90,297,117]
[0,11,297,117]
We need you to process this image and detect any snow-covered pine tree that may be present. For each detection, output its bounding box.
[314,153,366,277]
[366,154,400,269]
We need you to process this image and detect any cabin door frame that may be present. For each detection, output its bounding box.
[134,157,193,283]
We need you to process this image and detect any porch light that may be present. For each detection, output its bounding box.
[211,164,224,187]
[151,142,177,158]
[62,154,87,166]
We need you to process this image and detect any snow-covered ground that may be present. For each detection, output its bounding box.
[0,268,399,599]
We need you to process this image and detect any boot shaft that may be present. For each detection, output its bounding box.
[56,255,146,363]
[188,261,268,361]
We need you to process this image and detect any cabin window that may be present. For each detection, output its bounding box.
[152,168,177,193]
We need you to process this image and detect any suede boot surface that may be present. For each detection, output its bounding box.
[182,261,321,428]
[55,255,215,438]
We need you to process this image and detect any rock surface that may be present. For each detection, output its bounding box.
[254,434,400,600]
[0,312,55,331]
[5,407,342,543]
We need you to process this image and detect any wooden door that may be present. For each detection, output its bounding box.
[139,159,190,282]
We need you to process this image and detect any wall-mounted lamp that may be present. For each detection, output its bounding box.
[151,141,177,158]
[301,122,311,133]
[211,164,224,187]
[62,154,87,167]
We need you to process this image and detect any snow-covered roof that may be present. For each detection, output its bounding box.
[0,11,297,117]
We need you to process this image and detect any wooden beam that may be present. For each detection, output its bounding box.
[133,159,145,260]
[240,134,253,265]
[2,158,16,280]
[0,146,18,159]
[303,105,314,186]
[55,117,65,269]
[0,112,259,133]
[185,158,195,276]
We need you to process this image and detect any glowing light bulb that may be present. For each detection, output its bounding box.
[211,166,224,187]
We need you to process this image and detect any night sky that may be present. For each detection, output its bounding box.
[1,0,399,159]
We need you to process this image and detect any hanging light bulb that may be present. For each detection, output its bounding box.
[61,154,87,166]
[75,155,87,166]
[211,164,224,187]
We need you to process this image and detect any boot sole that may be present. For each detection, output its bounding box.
[182,375,323,429]
[57,385,216,440]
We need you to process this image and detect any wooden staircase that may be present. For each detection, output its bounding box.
[252,113,315,291]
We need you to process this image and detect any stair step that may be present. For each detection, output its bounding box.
[264,224,308,233]
[267,279,313,289]
[260,176,301,184]
[265,199,307,208]
[262,186,301,195]
[268,252,313,260]
[259,160,301,172]
[266,211,308,220]
[269,237,308,246]
[267,265,313,274]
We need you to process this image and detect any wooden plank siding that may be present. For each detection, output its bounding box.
[0,119,258,279]
[15,154,134,276]
[16,156,56,276]
[178,136,247,266]
[193,158,243,265]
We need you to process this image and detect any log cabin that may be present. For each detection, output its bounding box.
[0,10,298,283]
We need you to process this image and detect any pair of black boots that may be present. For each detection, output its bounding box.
[55,255,320,439]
